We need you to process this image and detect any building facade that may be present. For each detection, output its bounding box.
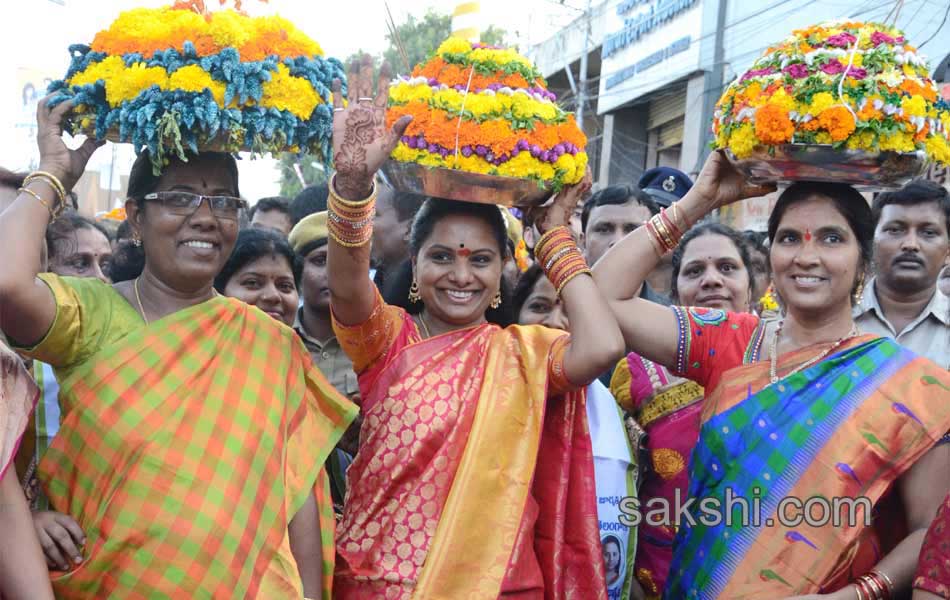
[530,0,950,229]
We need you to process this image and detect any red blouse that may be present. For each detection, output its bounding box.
[914,493,950,599]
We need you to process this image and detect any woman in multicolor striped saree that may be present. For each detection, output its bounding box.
[0,340,55,599]
[0,98,357,599]
[326,58,625,598]
[594,151,950,600]
[609,223,757,599]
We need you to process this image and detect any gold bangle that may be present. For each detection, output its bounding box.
[670,203,690,232]
[24,171,67,205]
[329,173,377,208]
[871,570,893,594]
[18,187,56,218]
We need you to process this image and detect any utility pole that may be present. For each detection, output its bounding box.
[576,0,592,128]
[694,0,727,173]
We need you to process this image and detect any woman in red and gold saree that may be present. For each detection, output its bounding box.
[0,99,357,599]
[0,340,55,600]
[326,57,626,598]
[914,492,950,599]
[594,152,950,599]
[609,223,757,599]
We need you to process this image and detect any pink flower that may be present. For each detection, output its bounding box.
[821,60,845,75]
[783,63,809,79]
[870,31,897,46]
[741,66,776,81]
[825,32,857,48]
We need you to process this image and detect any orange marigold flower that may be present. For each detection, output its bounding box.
[817,106,856,142]
[754,104,795,145]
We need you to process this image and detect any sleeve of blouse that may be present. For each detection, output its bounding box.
[14,273,107,369]
[546,334,576,397]
[669,306,762,389]
[331,287,409,374]
[913,493,950,598]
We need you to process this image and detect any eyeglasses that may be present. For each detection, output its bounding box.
[144,192,247,221]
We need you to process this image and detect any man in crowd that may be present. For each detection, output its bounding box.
[637,167,694,298]
[371,178,425,289]
[855,180,950,368]
[289,183,329,228]
[581,183,667,305]
[288,212,361,516]
[248,196,292,236]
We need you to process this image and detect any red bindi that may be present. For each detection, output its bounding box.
[804,229,813,242]
[458,247,471,257]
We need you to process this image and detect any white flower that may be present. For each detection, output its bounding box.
[873,98,884,110]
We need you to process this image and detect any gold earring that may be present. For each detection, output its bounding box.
[131,232,142,247]
[408,280,421,303]
[490,290,502,309]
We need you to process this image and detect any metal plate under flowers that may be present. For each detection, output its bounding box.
[381,160,553,207]
[727,144,929,190]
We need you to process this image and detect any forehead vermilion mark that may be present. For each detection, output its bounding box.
[458,246,471,257]
[804,229,813,242]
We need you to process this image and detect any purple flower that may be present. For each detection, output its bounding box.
[427,143,439,154]
[783,63,809,79]
[820,60,845,75]
[406,137,418,149]
[498,154,509,163]
[475,145,488,157]
[517,139,530,151]
[741,67,776,82]
[428,78,439,86]
[530,144,542,157]
[541,150,552,162]
[553,143,565,156]
[511,147,520,156]
[439,148,450,158]
[846,67,867,80]
[461,146,473,157]
[870,31,897,47]
[825,32,857,48]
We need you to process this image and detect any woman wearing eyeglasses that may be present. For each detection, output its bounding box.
[0,98,357,600]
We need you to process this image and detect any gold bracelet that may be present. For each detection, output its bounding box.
[670,203,690,232]
[18,186,56,218]
[329,173,377,208]
[871,570,893,595]
[24,171,67,206]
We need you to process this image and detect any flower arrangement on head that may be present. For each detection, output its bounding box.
[385,37,588,191]
[713,21,950,166]
[47,0,345,173]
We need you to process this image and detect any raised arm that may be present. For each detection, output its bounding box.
[530,170,625,386]
[327,57,411,326]
[0,98,100,346]
[592,151,772,368]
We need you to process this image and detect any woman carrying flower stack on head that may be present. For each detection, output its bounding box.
[608,222,758,599]
[0,96,356,599]
[327,56,624,599]
[593,150,950,600]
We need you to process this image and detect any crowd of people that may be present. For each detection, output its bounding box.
[0,62,948,600]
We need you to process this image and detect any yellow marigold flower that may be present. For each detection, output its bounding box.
[91,60,167,108]
[806,92,836,117]
[208,10,253,50]
[438,37,474,56]
[817,106,856,142]
[394,83,435,105]
[845,130,875,150]
[879,131,915,152]
[901,95,927,118]
[815,131,833,144]
[554,153,577,182]
[728,123,758,158]
[925,135,950,165]
[261,63,319,119]
[68,55,126,88]
[168,64,226,106]
[850,54,863,67]
[768,88,796,112]
[392,143,421,162]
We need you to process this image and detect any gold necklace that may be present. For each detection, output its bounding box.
[769,320,859,384]
[133,278,219,326]
[417,312,432,339]
[133,277,150,325]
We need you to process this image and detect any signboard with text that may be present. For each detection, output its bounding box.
[597,0,704,114]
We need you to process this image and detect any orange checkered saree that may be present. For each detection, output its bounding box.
[332,292,606,599]
[22,274,357,599]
